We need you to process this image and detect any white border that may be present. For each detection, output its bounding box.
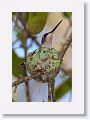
[0,0,84,114]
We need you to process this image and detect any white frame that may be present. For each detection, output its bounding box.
[0,0,84,114]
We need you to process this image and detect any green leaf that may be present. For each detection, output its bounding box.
[28,12,48,34]
[12,50,26,77]
[64,12,72,17]
[55,79,72,100]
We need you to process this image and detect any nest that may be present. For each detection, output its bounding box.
[25,47,62,83]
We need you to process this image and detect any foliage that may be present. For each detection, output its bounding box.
[64,12,72,18]
[12,50,25,77]
[17,31,23,40]
[55,79,72,100]
[28,12,48,34]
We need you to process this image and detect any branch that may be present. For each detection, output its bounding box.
[12,76,33,87]
[59,32,72,59]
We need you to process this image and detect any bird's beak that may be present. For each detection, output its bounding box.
[49,20,63,33]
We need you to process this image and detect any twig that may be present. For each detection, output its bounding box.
[51,80,56,102]
[12,76,33,87]
[48,83,51,102]
[49,32,72,102]
[18,12,26,29]
[24,50,31,101]
[12,16,23,31]
[18,13,32,101]
[59,32,72,59]
[13,14,19,30]
[22,30,31,102]
[15,13,32,101]
[64,18,72,39]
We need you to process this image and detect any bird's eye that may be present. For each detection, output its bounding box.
[41,36,45,44]
[42,36,44,40]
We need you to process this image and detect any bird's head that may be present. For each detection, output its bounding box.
[41,20,63,48]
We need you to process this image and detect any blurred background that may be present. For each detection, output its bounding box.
[12,12,72,102]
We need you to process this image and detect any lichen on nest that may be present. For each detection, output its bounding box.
[25,47,62,83]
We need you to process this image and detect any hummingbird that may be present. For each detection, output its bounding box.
[25,20,63,59]
[25,20,63,82]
